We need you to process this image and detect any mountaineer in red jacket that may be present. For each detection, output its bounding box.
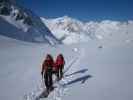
[41,54,54,91]
[54,54,65,80]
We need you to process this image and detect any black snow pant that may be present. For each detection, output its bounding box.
[56,65,64,80]
[44,69,53,90]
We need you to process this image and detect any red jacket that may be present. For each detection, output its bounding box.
[54,55,65,71]
[42,59,54,72]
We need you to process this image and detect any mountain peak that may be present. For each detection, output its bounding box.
[0,0,59,45]
[62,15,70,19]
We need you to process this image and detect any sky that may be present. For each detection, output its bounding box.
[19,0,133,21]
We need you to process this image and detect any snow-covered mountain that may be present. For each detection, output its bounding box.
[41,16,91,44]
[0,0,59,45]
[41,16,133,44]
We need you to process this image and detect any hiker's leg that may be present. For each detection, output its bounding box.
[56,70,60,80]
[60,67,63,79]
[50,69,53,86]
[59,65,64,79]
[48,69,53,91]
[44,72,49,90]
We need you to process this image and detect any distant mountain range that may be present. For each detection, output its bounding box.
[42,16,133,44]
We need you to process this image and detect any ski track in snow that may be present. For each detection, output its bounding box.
[24,51,81,100]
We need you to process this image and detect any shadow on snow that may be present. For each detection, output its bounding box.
[63,68,92,87]
[64,74,92,87]
[65,68,88,77]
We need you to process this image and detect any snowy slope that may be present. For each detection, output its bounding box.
[0,34,133,100]
[0,0,59,45]
[41,16,133,44]
[0,35,78,100]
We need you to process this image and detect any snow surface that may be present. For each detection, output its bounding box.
[0,34,133,100]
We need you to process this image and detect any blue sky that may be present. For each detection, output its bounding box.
[19,0,133,21]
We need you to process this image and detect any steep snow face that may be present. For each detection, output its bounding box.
[0,0,59,45]
[42,16,133,45]
[41,16,91,44]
